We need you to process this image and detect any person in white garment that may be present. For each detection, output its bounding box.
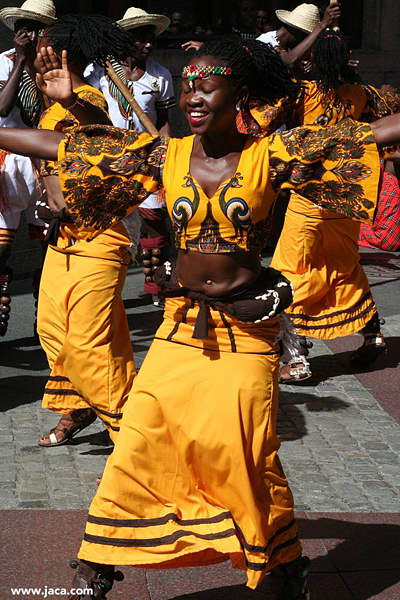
[0,0,55,337]
[85,7,175,305]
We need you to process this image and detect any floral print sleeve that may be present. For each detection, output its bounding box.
[267,118,380,224]
[359,85,400,159]
[39,85,111,178]
[250,94,300,135]
[57,124,169,235]
[359,85,400,122]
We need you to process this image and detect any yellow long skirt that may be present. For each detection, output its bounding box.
[271,192,377,340]
[78,298,302,589]
[37,223,135,440]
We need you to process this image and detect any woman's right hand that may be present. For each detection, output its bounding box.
[35,47,75,105]
[14,28,35,63]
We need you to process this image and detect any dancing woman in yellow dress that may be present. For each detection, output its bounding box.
[0,38,398,599]
[253,29,400,381]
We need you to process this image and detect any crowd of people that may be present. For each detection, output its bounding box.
[151,0,274,42]
[0,1,400,599]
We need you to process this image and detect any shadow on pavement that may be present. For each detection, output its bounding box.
[1,514,399,599]
[169,582,267,599]
[166,517,400,600]
[332,335,400,371]
[0,337,48,371]
[276,391,350,442]
[1,375,48,410]
[124,295,156,310]
[302,336,400,387]
[127,309,164,336]
[70,429,113,453]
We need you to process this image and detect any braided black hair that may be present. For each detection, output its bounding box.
[43,14,132,68]
[195,38,301,104]
[312,29,350,99]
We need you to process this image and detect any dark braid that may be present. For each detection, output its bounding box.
[195,39,301,104]
[312,29,350,100]
[43,14,132,68]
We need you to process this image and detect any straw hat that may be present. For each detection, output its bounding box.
[117,7,170,37]
[276,3,321,34]
[0,0,56,30]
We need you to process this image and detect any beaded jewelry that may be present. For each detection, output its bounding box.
[61,93,87,111]
[182,65,233,82]
[252,281,292,322]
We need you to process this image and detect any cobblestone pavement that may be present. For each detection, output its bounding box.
[1,252,399,514]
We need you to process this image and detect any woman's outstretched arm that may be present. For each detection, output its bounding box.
[0,127,63,160]
[371,113,400,148]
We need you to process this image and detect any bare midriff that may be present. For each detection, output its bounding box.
[176,249,261,297]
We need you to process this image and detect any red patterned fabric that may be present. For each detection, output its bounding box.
[359,169,400,251]
[138,206,168,221]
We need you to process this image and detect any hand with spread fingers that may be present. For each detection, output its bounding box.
[35,47,75,105]
[181,40,204,52]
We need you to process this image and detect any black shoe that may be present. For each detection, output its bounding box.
[268,555,310,599]
[67,559,124,599]
[350,333,387,366]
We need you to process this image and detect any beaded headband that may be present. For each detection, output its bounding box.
[182,64,233,82]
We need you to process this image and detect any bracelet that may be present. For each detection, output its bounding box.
[62,94,86,111]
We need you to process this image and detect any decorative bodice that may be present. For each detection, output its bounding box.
[162,135,277,253]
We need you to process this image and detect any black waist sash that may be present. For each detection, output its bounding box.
[154,264,293,340]
[36,205,74,245]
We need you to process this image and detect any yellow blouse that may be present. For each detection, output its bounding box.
[56,118,381,251]
[38,84,132,258]
[252,81,400,131]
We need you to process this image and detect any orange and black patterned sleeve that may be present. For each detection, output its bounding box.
[57,124,169,236]
[250,94,300,136]
[360,85,400,122]
[267,118,381,225]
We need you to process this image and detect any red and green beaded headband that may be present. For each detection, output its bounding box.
[182,65,233,82]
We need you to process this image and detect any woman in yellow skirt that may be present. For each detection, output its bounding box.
[254,29,400,381]
[0,38,397,599]
[33,16,137,445]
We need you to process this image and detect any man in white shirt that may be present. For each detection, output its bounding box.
[85,7,175,305]
[0,0,56,336]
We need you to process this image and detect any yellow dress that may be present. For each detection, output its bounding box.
[253,82,400,338]
[54,119,380,587]
[37,86,135,440]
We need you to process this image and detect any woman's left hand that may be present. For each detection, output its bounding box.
[35,48,75,105]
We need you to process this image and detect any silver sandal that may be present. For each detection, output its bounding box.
[279,356,312,383]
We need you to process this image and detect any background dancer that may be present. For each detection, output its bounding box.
[2,37,397,599]
[257,2,341,70]
[0,0,56,337]
[31,15,137,447]
[85,7,175,306]
[253,29,400,381]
